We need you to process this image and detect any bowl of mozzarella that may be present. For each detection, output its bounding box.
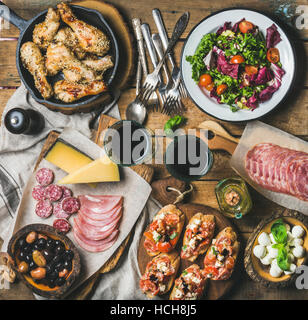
[251,217,308,282]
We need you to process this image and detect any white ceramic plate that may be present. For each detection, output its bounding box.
[181,9,296,122]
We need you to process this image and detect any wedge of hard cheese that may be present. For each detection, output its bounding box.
[58,155,120,184]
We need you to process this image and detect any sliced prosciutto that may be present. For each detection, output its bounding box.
[73,194,123,252]
[245,143,308,201]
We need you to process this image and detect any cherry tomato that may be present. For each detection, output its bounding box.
[239,21,254,33]
[205,82,214,91]
[203,265,219,277]
[144,238,157,253]
[157,241,172,253]
[230,55,245,64]
[170,235,178,247]
[245,65,258,75]
[164,213,180,226]
[216,84,228,95]
[199,74,212,87]
[267,48,280,63]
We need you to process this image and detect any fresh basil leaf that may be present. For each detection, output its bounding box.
[182,245,187,251]
[182,270,188,276]
[277,246,290,271]
[271,219,287,244]
[212,246,218,256]
[164,115,187,136]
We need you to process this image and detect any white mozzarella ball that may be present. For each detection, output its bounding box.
[292,246,305,258]
[253,245,266,259]
[260,254,273,266]
[284,264,297,275]
[290,238,303,247]
[258,232,271,246]
[270,260,283,278]
[269,233,277,244]
[292,225,305,238]
[267,246,279,258]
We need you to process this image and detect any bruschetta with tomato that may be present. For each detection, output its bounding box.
[143,204,185,256]
[181,213,215,262]
[170,264,206,300]
[203,227,239,280]
[139,251,180,298]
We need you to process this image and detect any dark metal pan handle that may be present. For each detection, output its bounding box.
[0,1,28,31]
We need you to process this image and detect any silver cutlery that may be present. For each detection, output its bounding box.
[152,8,187,99]
[162,72,185,115]
[138,12,189,106]
[141,23,165,112]
[125,19,147,124]
[152,33,173,106]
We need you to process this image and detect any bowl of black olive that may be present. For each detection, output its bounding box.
[7,224,81,299]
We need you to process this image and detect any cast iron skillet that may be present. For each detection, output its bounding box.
[0,2,119,109]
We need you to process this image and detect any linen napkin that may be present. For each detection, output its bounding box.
[0,85,120,246]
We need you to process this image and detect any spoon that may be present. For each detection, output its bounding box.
[126,19,148,124]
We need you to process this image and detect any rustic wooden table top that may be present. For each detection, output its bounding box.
[0,0,307,300]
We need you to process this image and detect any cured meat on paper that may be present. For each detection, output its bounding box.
[53,218,71,234]
[32,185,46,201]
[73,194,123,252]
[45,184,63,202]
[35,199,53,218]
[35,168,54,186]
[245,143,308,201]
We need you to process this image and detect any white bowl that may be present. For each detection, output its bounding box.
[181,8,296,122]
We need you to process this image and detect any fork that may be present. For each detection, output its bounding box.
[132,18,159,111]
[139,12,189,106]
[161,73,185,115]
[152,8,187,99]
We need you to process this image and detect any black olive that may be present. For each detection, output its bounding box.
[55,277,65,286]
[17,238,27,249]
[24,254,32,263]
[29,261,37,270]
[54,262,63,273]
[54,240,64,248]
[54,246,64,256]
[51,255,61,265]
[36,238,47,250]
[42,249,53,262]
[63,260,72,271]
[62,250,74,261]
[18,251,26,261]
[23,244,32,254]
[46,239,56,250]
[48,271,58,280]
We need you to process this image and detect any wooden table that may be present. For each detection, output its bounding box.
[0,0,307,300]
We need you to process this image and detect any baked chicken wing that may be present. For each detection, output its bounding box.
[45,43,97,82]
[33,8,60,50]
[54,80,107,103]
[82,55,114,74]
[57,2,110,56]
[54,27,87,60]
[20,42,53,99]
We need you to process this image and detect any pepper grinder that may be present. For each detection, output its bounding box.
[4,108,45,135]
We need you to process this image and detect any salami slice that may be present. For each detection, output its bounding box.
[36,168,54,186]
[35,199,53,218]
[61,186,73,199]
[53,202,70,219]
[45,184,63,202]
[61,197,80,214]
[53,218,71,234]
[32,185,46,201]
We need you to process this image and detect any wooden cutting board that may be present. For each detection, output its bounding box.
[137,203,240,300]
[34,114,154,299]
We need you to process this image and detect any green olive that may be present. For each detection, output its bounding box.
[26,231,37,244]
[32,250,46,267]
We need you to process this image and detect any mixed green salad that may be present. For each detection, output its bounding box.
[186,19,285,112]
